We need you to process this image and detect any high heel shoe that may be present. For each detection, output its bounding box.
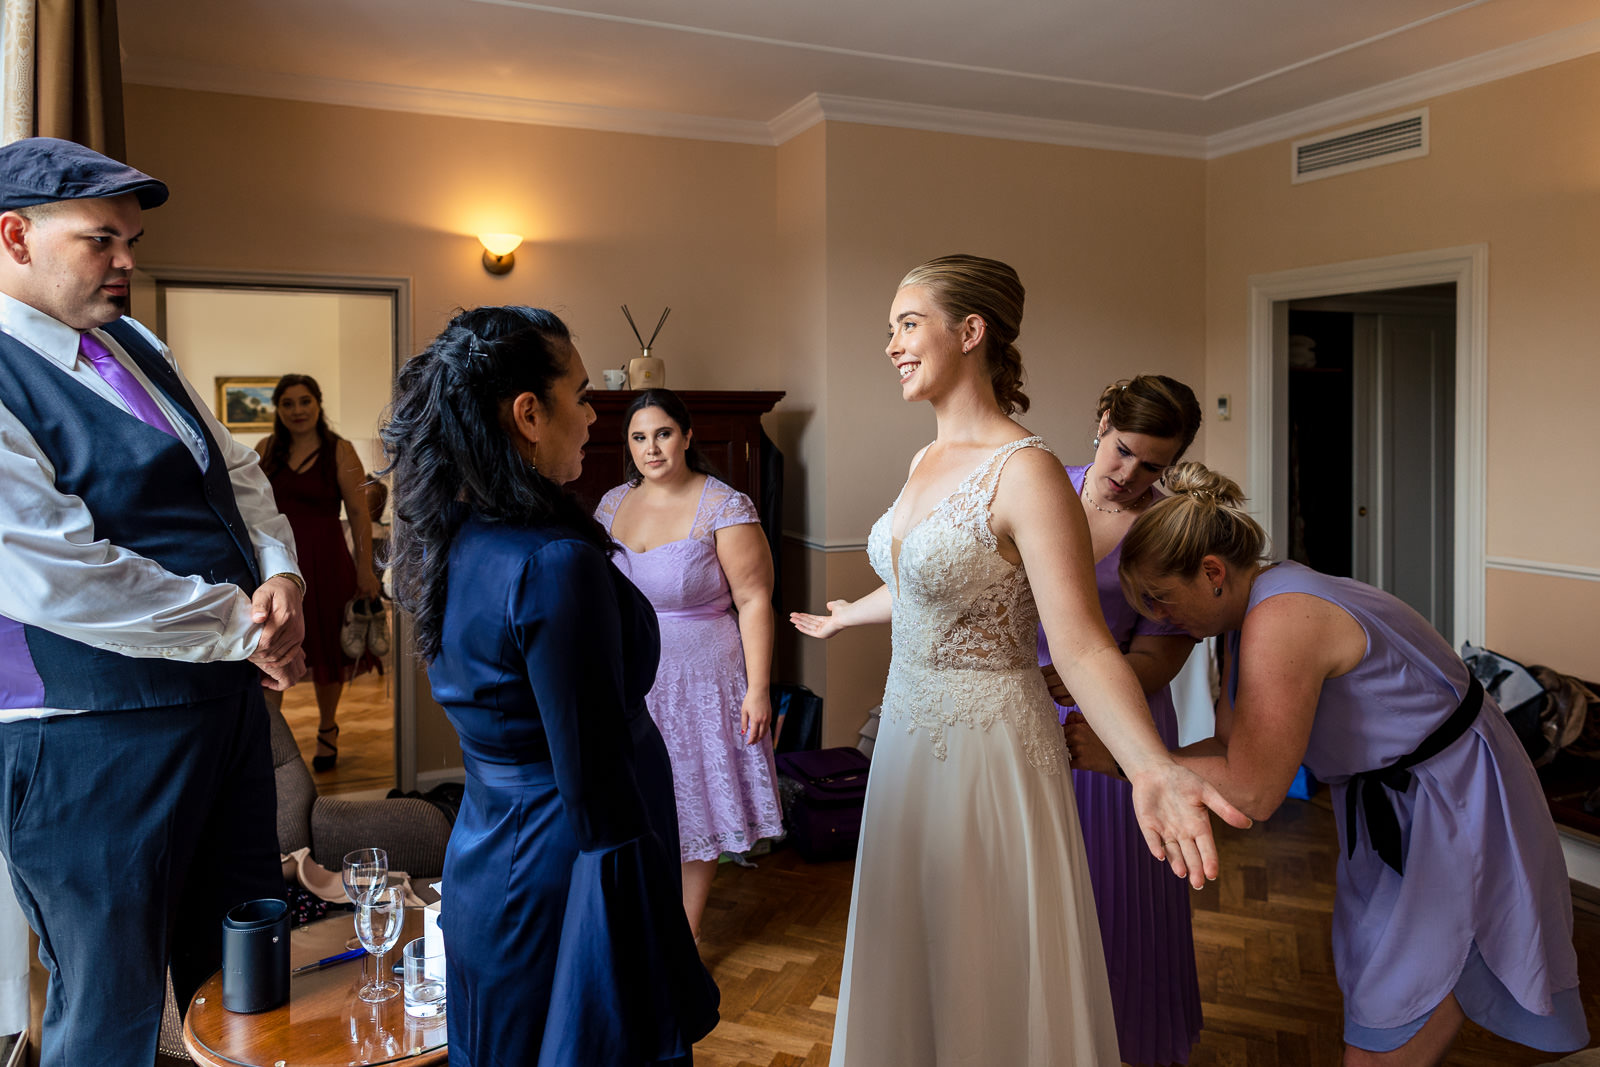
[313,723,340,772]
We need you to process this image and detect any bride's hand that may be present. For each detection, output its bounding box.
[1129,762,1251,889]
[790,600,851,639]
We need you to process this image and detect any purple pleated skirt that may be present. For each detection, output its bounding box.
[1073,762,1203,1065]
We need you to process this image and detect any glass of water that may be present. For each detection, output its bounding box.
[401,936,446,1018]
[354,886,403,1002]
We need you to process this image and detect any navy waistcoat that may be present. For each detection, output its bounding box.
[0,317,261,711]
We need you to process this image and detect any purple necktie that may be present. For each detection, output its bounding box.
[78,332,177,437]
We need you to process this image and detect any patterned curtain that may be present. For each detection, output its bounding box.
[0,0,124,157]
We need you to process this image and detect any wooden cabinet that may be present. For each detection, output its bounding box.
[571,390,785,515]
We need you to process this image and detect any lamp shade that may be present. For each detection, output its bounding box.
[478,233,523,257]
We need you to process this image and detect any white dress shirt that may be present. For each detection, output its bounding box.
[0,291,301,721]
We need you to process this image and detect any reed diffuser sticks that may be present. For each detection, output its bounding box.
[621,305,671,353]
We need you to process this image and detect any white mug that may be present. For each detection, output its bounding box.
[602,369,628,390]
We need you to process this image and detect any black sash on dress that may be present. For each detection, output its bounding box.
[1343,676,1484,875]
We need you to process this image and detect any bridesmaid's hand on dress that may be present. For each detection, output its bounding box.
[740,688,772,745]
[1040,662,1074,706]
[790,600,852,639]
[1062,711,1117,777]
[1128,762,1251,889]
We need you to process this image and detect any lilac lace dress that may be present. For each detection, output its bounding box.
[597,476,785,863]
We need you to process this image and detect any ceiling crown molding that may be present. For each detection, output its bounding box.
[120,58,778,145]
[771,93,1207,158]
[1205,14,1600,157]
[124,14,1600,159]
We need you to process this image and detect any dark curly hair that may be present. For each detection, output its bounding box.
[379,305,613,660]
[620,388,721,487]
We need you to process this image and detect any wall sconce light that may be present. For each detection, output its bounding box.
[478,233,523,275]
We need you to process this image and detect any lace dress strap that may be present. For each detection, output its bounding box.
[689,476,759,541]
[950,436,1053,551]
[594,484,630,532]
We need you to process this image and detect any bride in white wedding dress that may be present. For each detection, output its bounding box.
[792,255,1248,1066]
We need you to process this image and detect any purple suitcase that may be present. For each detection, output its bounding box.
[776,747,870,863]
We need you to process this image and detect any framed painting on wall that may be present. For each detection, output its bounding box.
[215,376,279,433]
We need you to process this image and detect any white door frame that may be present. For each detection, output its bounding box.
[1246,244,1487,649]
[139,265,422,790]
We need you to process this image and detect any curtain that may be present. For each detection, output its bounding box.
[0,0,124,157]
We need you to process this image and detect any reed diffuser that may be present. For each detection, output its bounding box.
[622,305,670,389]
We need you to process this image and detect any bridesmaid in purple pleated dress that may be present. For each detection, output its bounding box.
[1116,462,1586,1065]
[596,388,785,940]
[1038,375,1205,1065]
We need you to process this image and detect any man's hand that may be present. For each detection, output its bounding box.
[256,646,307,691]
[249,575,305,674]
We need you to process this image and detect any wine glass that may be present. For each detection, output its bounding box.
[354,885,404,1002]
[342,847,388,950]
[342,847,389,905]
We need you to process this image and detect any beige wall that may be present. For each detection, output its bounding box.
[818,122,1209,543]
[124,86,781,393]
[1205,53,1600,677]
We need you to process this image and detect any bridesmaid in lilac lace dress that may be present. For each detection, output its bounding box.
[596,389,784,939]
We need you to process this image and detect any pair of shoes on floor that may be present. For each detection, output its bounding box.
[313,723,340,772]
[340,598,391,659]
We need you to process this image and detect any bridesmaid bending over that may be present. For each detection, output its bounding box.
[1107,462,1587,1066]
[596,388,784,941]
[1040,374,1205,1066]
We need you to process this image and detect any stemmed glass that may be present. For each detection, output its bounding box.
[354,885,404,1002]
[342,847,388,950]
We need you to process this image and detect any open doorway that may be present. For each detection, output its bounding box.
[1286,285,1456,632]
[131,269,415,795]
[1246,245,1487,649]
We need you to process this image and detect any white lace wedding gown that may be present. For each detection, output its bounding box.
[830,437,1119,1066]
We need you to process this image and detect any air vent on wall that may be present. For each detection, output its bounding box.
[1291,109,1428,184]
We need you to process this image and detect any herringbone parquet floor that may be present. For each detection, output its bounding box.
[694,796,1600,1067]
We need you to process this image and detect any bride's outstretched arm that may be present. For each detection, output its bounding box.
[992,447,1250,887]
[790,584,891,639]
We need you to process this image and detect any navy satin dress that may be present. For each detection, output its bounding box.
[428,516,720,1067]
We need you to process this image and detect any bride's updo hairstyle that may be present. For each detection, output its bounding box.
[1096,375,1203,459]
[1118,462,1268,617]
[899,254,1029,415]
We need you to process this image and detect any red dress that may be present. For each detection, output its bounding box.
[269,446,360,685]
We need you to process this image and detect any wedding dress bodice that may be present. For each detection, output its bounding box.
[867,436,1066,774]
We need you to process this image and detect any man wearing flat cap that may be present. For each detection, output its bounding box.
[0,137,306,1064]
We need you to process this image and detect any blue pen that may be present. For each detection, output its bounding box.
[290,947,365,976]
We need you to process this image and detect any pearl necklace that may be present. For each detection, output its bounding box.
[1081,472,1151,515]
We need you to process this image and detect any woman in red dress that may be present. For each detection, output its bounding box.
[255,374,380,770]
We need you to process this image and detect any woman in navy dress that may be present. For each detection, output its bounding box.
[382,306,719,1066]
